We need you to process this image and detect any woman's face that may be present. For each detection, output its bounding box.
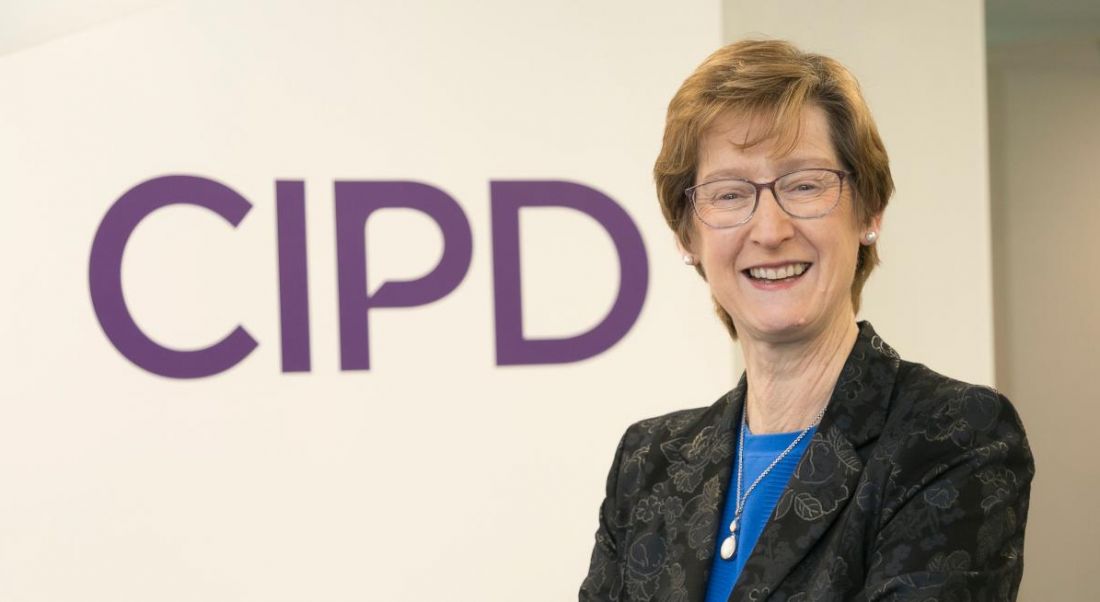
[685,105,879,345]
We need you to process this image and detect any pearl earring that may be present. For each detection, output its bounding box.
[864,231,878,244]
[682,254,695,265]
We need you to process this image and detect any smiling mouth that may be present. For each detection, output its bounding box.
[744,262,812,282]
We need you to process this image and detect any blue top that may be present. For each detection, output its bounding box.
[703,422,816,602]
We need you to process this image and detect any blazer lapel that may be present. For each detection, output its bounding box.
[730,322,900,600]
[667,376,746,599]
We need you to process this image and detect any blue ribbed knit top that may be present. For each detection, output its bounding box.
[703,423,816,602]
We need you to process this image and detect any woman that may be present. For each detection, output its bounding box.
[580,40,1033,601]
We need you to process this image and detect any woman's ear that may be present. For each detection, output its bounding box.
[675,236,697,265]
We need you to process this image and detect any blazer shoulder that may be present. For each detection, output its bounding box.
[860,362,1034,600]
[878,360,1034,497]
[889,360,1029,445]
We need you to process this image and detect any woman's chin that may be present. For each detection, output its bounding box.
[738,315,813,343]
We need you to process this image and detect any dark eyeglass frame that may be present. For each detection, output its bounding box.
[685,168,850,229]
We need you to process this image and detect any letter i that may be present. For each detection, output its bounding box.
[276,180,311,372]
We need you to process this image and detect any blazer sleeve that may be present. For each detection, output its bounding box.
[857,387,1035,601]
[579,427,632,601]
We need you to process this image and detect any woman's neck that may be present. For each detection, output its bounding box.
[741,317,859,434]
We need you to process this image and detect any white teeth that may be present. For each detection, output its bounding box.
[749,263,809,280]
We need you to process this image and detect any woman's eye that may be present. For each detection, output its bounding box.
[712,187,754,201]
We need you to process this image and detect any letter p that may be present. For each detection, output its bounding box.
[334,181,473,371]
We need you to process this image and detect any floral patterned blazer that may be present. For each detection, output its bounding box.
[580,322,1034,601]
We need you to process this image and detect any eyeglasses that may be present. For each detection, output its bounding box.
[685,168,849,229]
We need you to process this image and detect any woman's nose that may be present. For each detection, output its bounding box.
[748,188,795,247]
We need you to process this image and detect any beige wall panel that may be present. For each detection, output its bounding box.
[989,39,1100,601]
[0,1,727,600]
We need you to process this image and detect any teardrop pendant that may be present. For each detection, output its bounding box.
[720,535,737,560]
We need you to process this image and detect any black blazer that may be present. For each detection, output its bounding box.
[580,322,1033,601]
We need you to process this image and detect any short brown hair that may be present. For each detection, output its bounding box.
[654,39,894,339]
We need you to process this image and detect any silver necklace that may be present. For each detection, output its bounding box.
[719,402,827,561]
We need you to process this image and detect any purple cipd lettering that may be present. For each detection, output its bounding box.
[88,175,258,378]
[334,181,473,371]
[275,180,311,373]
[490,181,648,365]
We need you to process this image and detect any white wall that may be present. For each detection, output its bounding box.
[723,0,997,385]
[0,1,728,600]
[988,38,1100,601]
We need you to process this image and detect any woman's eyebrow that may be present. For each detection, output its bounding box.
[771,156,836,171]
[698,158,836,182]
[697,168,749,182]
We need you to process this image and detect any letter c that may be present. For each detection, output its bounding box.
[89,175,258,378]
